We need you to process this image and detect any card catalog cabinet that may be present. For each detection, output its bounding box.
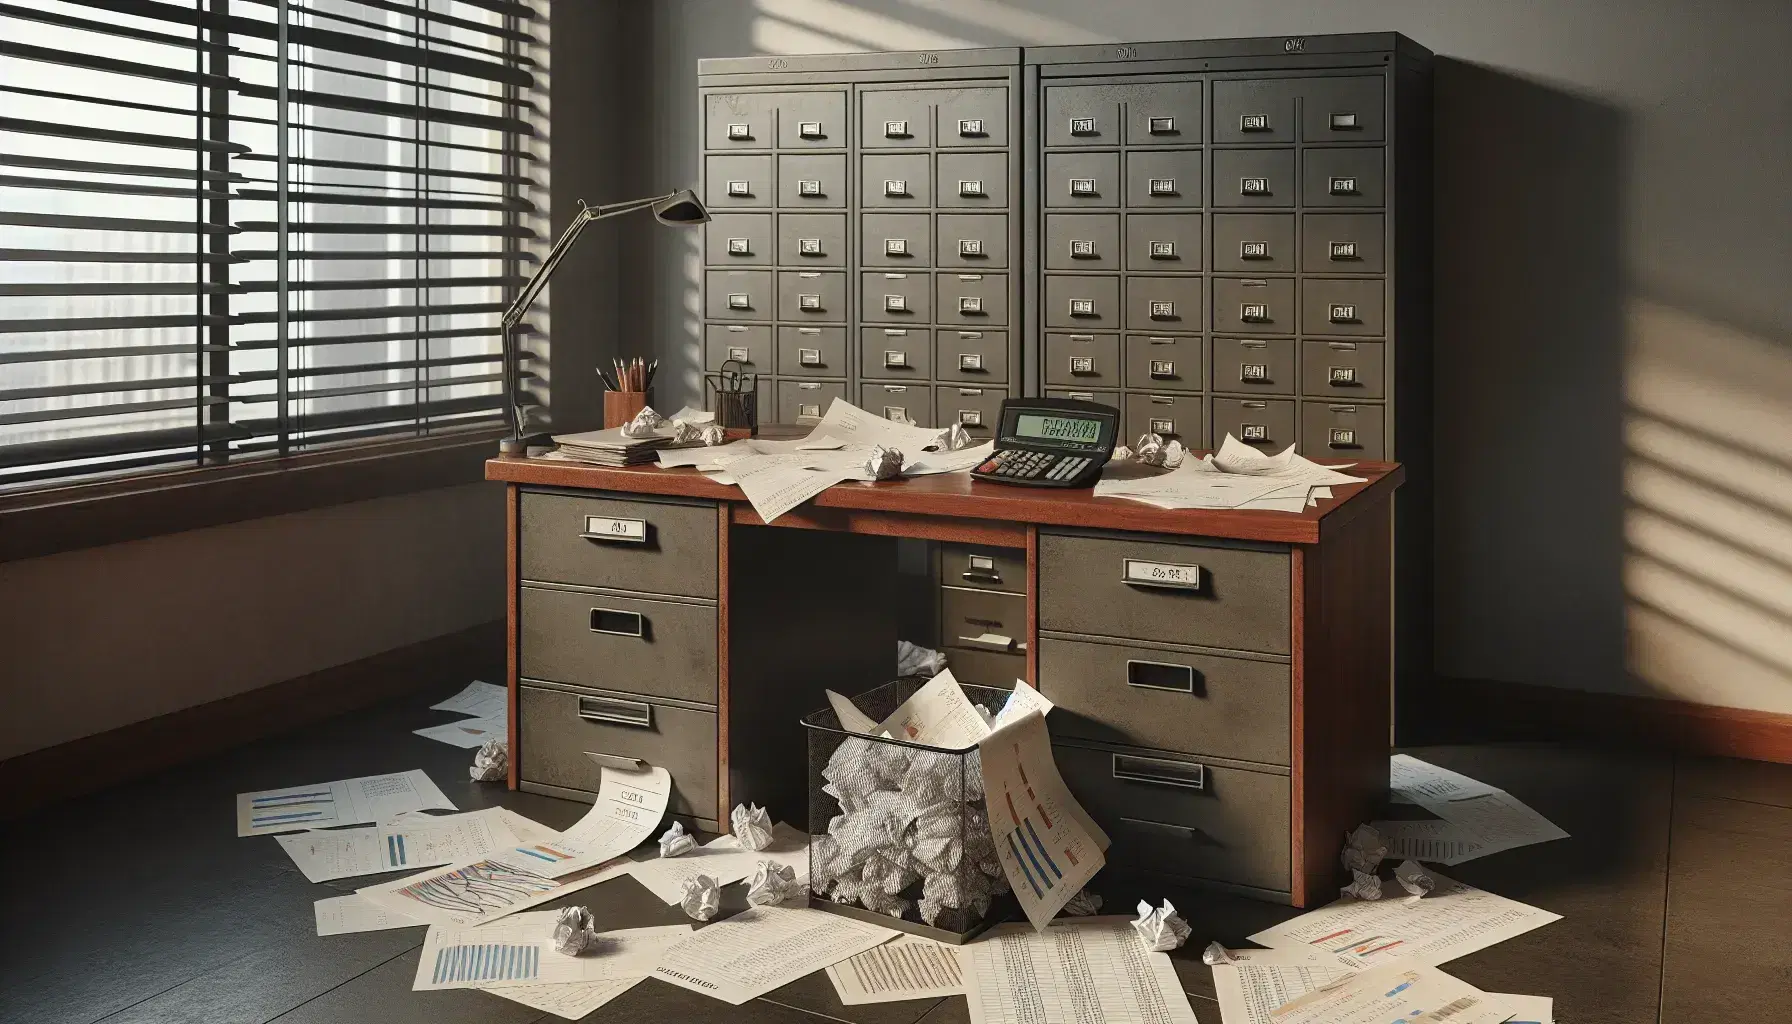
[699,50,1023,431]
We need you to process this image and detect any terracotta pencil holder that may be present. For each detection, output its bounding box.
[603,389,651,429]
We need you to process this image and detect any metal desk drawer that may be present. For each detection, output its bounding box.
[942,647,1026,689]
[1039,531,1290,655]
[1055,741,1291,894]
[519,683,716,820]
[520,492,717,599]
[940,587,1025,648]
[521,586,717,705]
[937,542,1025,595]
[1038,635,1290,766]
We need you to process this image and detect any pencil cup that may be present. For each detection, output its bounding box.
[603,389,651,429]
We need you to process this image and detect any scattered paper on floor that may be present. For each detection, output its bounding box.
[1381,755,1569,864]
[236,769,455,836]
[414,716,506,748]
[487,765,671,877]
[825,933,964,1004]
[1493,993,1554,1024]
[1372,818,1487,865]
[648,904,897,1005]
[354,853,633,928]
[278,806,519,882]
[626,821,809,905]
[412,913,688,991]
[963,918,1199,1024]
[1209,945,1352,1024]
[313,894,423,936]
[1266,960,1514,1024]
[980,709,1109,930]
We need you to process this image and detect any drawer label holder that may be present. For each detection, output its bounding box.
[1122,558,1201,590]
[581,515,647,544]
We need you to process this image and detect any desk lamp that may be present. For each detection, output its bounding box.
[499,189,710,454]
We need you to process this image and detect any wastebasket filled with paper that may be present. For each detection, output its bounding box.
[801,669,1110,943]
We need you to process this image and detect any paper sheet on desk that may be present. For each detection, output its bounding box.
[236,769,455,836]
[430,680,508,719]
[1266,961,1514,1024]
[980,709,1109,930]
[649,904,898,1004]
[1210,946,1353,1024]
[964,918,1198,1024]
[277,807,519,882]
[411,913,688,991]
[414,715,506,748]
[626,821,809,904]
[487,766,671,877]
[815,397,957,451]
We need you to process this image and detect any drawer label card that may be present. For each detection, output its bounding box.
[1070,239,1097,258]
[1148,116,1175,134]
[797,179,822,196]
[1329,304,1358,322]
[1149,300,1175,319]
[726,237,750,254]
[1069,117,1096,135]
[958,238,984,256]
[884,120,910,138]
[883,406,912,423]
[884,238,909,255]
[1240,302,1268,322]
[1069,177,1097,196]
[1123,558,1201,590]
[798,293,822,310]
[959,352,983,370]
[1242,423,1268,442]
[797,238,821,255]
[1329,112,1359,130]
[1329,240,1359,260]
[726,293,750,310]
[958,296,983,314]
[798,403,821,419]
[797,120,823,138]
[958,409,982,426]
[958,118,984,136]
[1148,177,1176,195]
[1149,240,1176,259]
[958,180,985,196]
[1149,359,1175,378]
[884,294,908,312]
[1241,362,1268,382]
[727,345,750,362]
[1069,355,1095,375]
[1240,177,1269,195]
[1149,418,1175,435]
[583,515,647,543]
[1069,298,1096,317]
[726,123,751,140]
[883,350,908,367]
[1329,427,1358,447]
[1241,240,1269,259]
[798,347,822,366]
[726,180,750,196]
[1240,113,1270,132]
[1329,176,1359,195]
[1329,366,1358,385]
[883,179,909,196]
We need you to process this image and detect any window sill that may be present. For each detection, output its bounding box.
[0,429,506,564]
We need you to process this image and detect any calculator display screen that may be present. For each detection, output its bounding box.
[1014,413,1102,444]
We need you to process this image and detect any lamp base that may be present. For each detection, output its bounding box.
[498,432,553,456]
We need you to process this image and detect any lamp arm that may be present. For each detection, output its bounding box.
[501,192,682,330]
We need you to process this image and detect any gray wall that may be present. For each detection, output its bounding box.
[626,0,1792,713]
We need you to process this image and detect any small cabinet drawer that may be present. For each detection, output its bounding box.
[706,269,771,320]
[1124,392,1202,446]
[861,271,932,324]
[1212,213,1295,273]
[1301,213,1384,273]
[1126,81,1202,145]
[1213,337,1295,395]
[1211,277,1294,334]
[1044,84,1121,147]
[1046,388,1119,409]
[1044,152,1119,208]
[705,324,770,372]
[1043,274,1120,330]
[1045,214,1120,271]
[520,491,718,598]
[1039,531,1291,654]
[705,154,772,209]
[1124,213,1201,272]
[936,329,1009,384]
[1301,340,1384,399]
[1054,742,1291,894]
[1038,636,1290,765]
[1044,331,1120,388]
[1211,78,1297,144]
[1300,401,1386,459]
[937,213,1008,269]
[862,213,932,268]
[1126,150,1202,207]
[862,89,931,148]
[860,327,931,379]
[936,272,1009,327]
[777,153,846,208]
[937,386,1004,438]
[776,270,845,321]
[941,586,1026,647]
[521,587,717,705]
[1212,149,1295,208]
[776,90,845,149]
[1301,279,1385,336]
[1125,333,1203,392]
[777,213,846,267]
[519,683,716,820]
[938,541,1026,595]
[705,93,775,149]
[937,152,1009,208]
[1211,397,1296,453]
[862,153,932,208]
[1302,148,1384,207]
[1125,275,1202,332]
[937,86,1009,147]
[778,379,844,423]
[706,213,771,265]
[777,326,846,377]
[942,648,1027,689]
[861,383,934,428]
[1300,76,1385,142]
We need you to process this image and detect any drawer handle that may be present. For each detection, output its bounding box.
[1113,755,1205,790]
[589,608,645,637]
[1120,816,1213,841]
[579,515,646,544]
[961,570,1002,585]
[577,695,653,729]
[584,751,647,771]
[1126,659,1195,693]
[1121,558,1201,591]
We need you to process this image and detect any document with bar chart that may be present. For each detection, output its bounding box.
[411,912,689,992]
[977,709,1109,930]
[276,807,519,882]
[235,769,455,836]
[488,765,672,878]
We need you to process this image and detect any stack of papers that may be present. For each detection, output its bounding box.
[415,680,508,747]
[1094,435,1364,512]
[1374,755,1569,865]
[551,426,680,466]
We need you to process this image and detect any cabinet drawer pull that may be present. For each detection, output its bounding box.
[1120,816,1211,840]
[577,696,653,728]
[584,751,647,771]
[1126,659,1195,693]
[578,515,647,544]
[961,570,1002,585]
[589,608,645,637]
[1112,755,1205,790]
[1121,558,1201,590]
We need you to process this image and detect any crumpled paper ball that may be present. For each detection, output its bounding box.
[939,422,976,451]
[919,867,993,926]
[1061,888,1103,917]
[551,905,599,956]
[1132,899,1191,952]
[469,739,508,782]
[1395,859,1435,899]
[1201,941,1235,966]
[746,860,804,906]
[667,419,702,445]
[680,874,720,921]
[864,445,903,481]
[1340,824,1387,875]
[620,405,668,437]
[699,423,726,446]
[1110,445,1134,462]
[1132,432,1187,468]
[731,803,773,851]
[897,640,948,678]
[1342,870,1384,901]
[659,820,696,858]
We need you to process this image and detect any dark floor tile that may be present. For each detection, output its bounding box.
[259,953,546,1024]
[762,967,942,1024]
[1676,756,1792,810]
[911,996,969,1024]
[595,978,839,1024]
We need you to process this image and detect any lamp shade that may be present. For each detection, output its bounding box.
[651,189,710,225]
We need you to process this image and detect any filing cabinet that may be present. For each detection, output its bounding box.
[776,270,845,322]
[705,324,770,374]
[707,213,772,265]
[1212,396,1297,453]
[1213,336,1296,395]
[776,213,846,267]
[861,327,932,380]
[936,214,1009,268]
[1124,392,1202,447]
[1044,332,1120,388]
[937,386,1004,438]
[1124,333,1203,392]
[777,379,843,422]
[936,541,1028,690]
[861,382,934,427]
[777,326,846,378]
[936,329,1009,384]
[1124,214,1202,272]
[936,272,1009,327]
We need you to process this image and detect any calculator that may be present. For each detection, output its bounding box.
[970,397,1120,488]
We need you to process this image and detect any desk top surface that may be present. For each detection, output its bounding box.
[488,451,1401,545]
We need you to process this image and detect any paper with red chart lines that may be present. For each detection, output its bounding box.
[976,709,1109,930]
[487,765,670,877]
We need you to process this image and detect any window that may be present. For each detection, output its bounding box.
[0,0,541,489]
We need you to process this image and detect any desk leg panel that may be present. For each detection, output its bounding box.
[716,503,731,827]
[507,483,521,791]
[1025,525,1039,685]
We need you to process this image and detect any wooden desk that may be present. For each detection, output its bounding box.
[487,453,1402,907]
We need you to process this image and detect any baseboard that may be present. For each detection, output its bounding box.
[1411,675,1792,765]
[0,620,505,819]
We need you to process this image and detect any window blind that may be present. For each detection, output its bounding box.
[0,0,540,487]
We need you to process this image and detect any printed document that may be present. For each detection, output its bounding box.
[412,913,688,991]
[413,716,505,748]
[489,766,670,877]
[1248,872,1560,968]
[879,668,990,748]
[814,397,955,452]
[979,709,1109,930]
[963,918,1199,1024]
[1387,756,1568,863]
[826,933,964,1004]
[236,769,455,836]
[355,854,632,928]
[1372,818,1487,866]
[992,679,1053,728]
[649,904,897,1005]
[726,450,863,524]
[1389,754,1499,802]
[430,680,508,720]
[1266,961,1513,1024]
[1210,946,1353,1024]
[277,807,518,882]
[626,821,809,905]
[313,894,422,936]
[1494,993,1554,1024]
[826,689,884,734]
